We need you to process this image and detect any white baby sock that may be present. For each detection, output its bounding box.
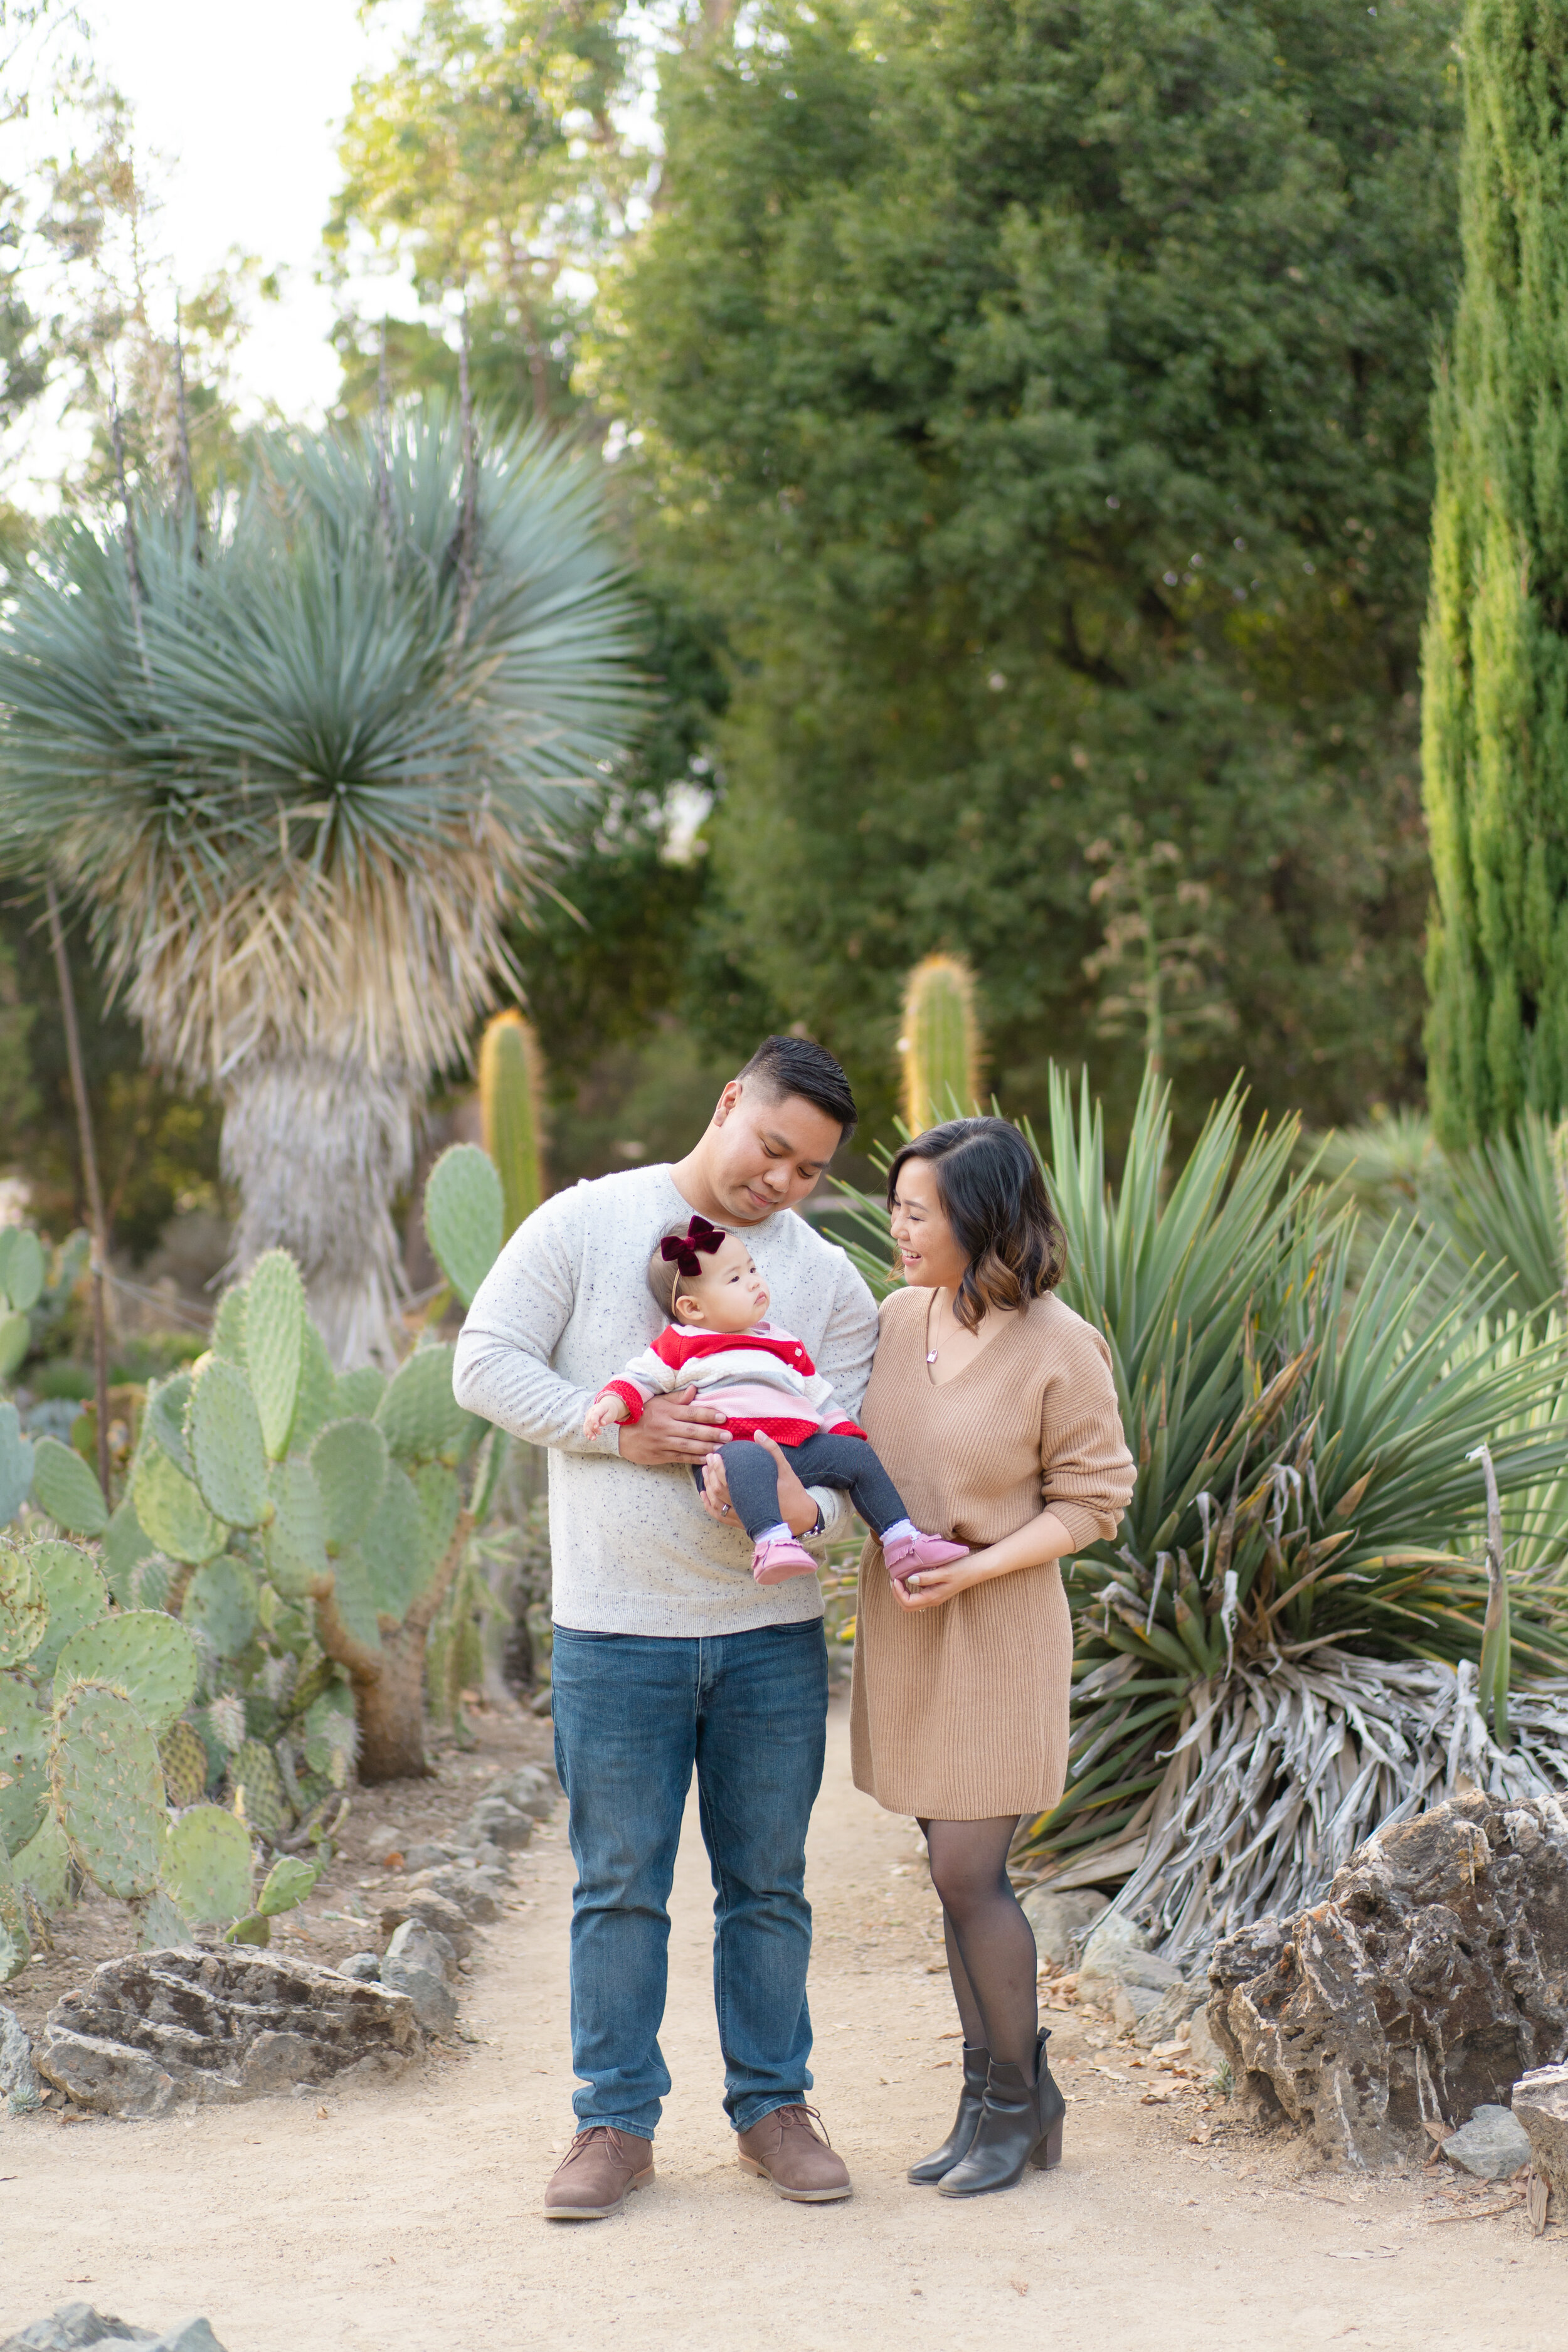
[882,1517,917,1545]
[756,1520,792,1544]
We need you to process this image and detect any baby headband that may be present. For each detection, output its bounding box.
[660,1215,726,1278]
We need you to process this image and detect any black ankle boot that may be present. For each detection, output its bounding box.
[908,2043,989,2184]
[936,2028,1065,2198]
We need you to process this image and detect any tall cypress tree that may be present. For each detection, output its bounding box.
[1424,0,1568,1146]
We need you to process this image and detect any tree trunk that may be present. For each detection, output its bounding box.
[221,1051,415,1367]
[312,1512,474,1784]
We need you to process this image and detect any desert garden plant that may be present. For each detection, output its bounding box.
[0,405,647,1366]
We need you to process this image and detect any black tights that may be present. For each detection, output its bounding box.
[918,1815,1037,2080]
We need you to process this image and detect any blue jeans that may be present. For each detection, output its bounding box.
[550,1618,829,2139]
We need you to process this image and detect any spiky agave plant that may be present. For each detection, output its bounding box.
[0,407,646,1365]
[834,1065,1568,1957]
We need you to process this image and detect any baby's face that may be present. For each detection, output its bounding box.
[675,1232,771,1332]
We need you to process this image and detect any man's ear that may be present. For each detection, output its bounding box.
[711,1078,743,1129]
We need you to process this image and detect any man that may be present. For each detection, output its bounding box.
[453,1035,878,2220]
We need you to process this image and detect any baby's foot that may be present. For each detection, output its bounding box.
[751,1536,820,1586]
[883,1529,970,1583]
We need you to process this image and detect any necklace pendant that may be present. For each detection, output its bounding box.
[926,1349,939,1364]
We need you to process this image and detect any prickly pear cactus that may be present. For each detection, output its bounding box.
[360,1462,425,1619]
[55,1609,199,1736]
[101,1496,154,1604]
[375,1342,482,1467]
[29,1435,108,1537]
[158,1719,211,1809]
[13,1808,72,1912]
[263,1456,327,1599]
[311,1417,389,1550]
[0,1308,28,1383]
[51,1677,167,1900]
[145,1372,196,1478]
[184,1359,269,1529]
[257,1852,319,1915]
[0,1845,29,1981]
[132,1446,224,1566]
[289,1319,334,1454]
[0,1403,33,1528]
[0,1547,47,1669]
[139,1887,196,1951]
[0,1671,48,1852]
[26,1540,108,1679]
[230,1737,290,1838]
[245,1249,306,1459]
[0,1226,45,1314]
[211,1282,246,1365]
[181,1556,258,1658]
[424,1142,504,1309]
[326,1546,381,1653]
[332,1366,386,1419]
[162,1804,253,1924]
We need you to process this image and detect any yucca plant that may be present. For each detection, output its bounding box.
[834,1064,1568,1958]
[0,407,646,1367]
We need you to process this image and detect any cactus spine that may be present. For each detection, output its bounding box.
[479,1009,546,1239]
[899,955,982,1134]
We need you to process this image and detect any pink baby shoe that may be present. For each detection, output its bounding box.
[751,1536,820,1585]
[883,1530,970,1584]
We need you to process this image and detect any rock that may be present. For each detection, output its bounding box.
[337,1953,382,1984]
[465,1840,514,1878]
[386,1920,457,1984]
[1187,2005,1222,2076]
[1512,2064,1568,2206]
[379,1892,473,1958]
[1206,1790,1568,2168]
[408,1865,501,1924]
[1442,2103,1532,2181]
[490,1766,556,1820]
[1078,1914,1184,2010]
[1,2002,41,2115]
[379,1952,458,2035]
[1131,1978,1207,2048]
[0,2309,227,2352]
[464,1797,532,1852]
[33,1949,419,2119]
[1021,1888,1109,1969]
[400,1842,454,1872]
[365,1826,406,1865]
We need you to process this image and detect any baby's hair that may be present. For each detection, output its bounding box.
[647,1220,729,1320]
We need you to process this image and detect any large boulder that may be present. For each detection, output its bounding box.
[1512,2063,1568,2205]
[0,2309,225,2352]
[1207,1790,1568,2167]
[1021,1888,1108,1969]
[34,1949,419,2119]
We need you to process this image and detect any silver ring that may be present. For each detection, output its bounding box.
[721,1503,731,1514]
[908,1573,921,1593]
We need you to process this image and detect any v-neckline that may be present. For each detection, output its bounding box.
[919,1287,1019,1389]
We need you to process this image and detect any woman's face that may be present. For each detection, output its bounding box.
[889,1155,968,1292]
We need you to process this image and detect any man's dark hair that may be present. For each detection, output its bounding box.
[737,1035,857,1140]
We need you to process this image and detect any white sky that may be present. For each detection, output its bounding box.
[89,0,394,423]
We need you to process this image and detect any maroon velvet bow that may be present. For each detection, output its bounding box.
[660,1215,726,1278]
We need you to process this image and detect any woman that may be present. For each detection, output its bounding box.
[852,1116,1134,2196]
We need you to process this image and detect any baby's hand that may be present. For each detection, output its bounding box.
[583,1395,630,1441]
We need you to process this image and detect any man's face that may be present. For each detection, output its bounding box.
[703,1079,844,1223]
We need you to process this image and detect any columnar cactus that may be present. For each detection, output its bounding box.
[479,1009,546,1240]
[898,955,982,1135]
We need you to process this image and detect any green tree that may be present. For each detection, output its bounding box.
[1422,0,1568,1147]
[603,0,1463,1136]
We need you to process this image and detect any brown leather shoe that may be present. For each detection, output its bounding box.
[736,2104,852,2202]
[543,2126,654,2220]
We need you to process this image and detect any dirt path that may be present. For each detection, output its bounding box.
[1,1692,1564,2352]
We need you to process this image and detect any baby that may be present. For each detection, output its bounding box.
[583,1214,971,1587]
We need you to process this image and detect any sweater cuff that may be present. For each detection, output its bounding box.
[827,1420,869,1441]
[1047,1498,1113,1555]
[601,1380,647,1425]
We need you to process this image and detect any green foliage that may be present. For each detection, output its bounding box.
[311,1417,389,1552]
[50,1678,167,1900]
[56,1611,200,1737]
[0,1669,48,1853]
[162,1804,252,1926]
[0,1228,43,1314]
[479,1011,546,1240]
[1422,0,1568,1143]
[0,1406,31,1528]
[29,1434,109,1536]
[245,1251,306,1463]
[157,1719,211,1810]
[257,1853,319,1916]
[0,1545,48,1668]
[375,1343,482,1466]
[185,1359,270,1529]
[132,1446,224,1566]
[180,1557,259,1659]
[423,1144,504,1310]
[607,0,1461,1139]
[26,1540,108,1679]
[899,957,981,1135]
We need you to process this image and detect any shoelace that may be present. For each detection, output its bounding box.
[562,2125,636,2168]
[769,2103,832,2147]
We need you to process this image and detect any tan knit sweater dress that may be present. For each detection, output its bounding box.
[850,1285,1135,1820]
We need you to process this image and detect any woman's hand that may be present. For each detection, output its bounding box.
[699,1434,818,1537]
[891,1554,993,1611]
[890,1508,1078,1610]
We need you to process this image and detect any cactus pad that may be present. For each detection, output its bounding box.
[51,1678,167,1899]
[424,1142,504,1308]
[0,1226,44,1312]
[0,1403,32,1528]
[132,1447,224,1566]
[185,1359,269,1528]
[0,1670,48,1852]
[244,1250,306,1459]
[287,1318,334,1455]
[211,1280,248,1364]
[0,1308,28,1382]
[0,1548,47,1668]
[312,1417,389,1550]
[27,1539,109,1678]
[55,1609,199,1737]
[326,1545,382,1653]
[162,1803,253,1924]
[257,1853,318,1915]
[138,1887,195,1950]
[230,1737,291,1838]
[413,1461,461,1585]
[101,1496,155,1606]
[375,1341,480,1466]
[262,1456,327,1598]
[14,1806,72,1911]
[144,1372,196,1479]
[332,1365,386,1419]
[181,1556,259,1658]
[29,1436,109,1537]
[361,1461,424,1620]
[0,1846,29,1982]
[158,1718,211,1809]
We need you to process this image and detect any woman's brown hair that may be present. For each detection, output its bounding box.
[887,1116,1067,1332]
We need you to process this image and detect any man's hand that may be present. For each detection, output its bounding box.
[617,1387,731,1465]
[700,1433,818,1537]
